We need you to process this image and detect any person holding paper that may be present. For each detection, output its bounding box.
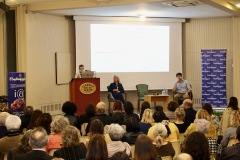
[172,73,191,103]
[108,75,125,103]
[75,64,85,78]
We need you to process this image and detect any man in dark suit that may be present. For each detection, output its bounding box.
[182,99,196,128]
[16,127,53,160]
[86,102,111,133]
[220,126,240,160]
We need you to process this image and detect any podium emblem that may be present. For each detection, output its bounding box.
[80,82,96,94]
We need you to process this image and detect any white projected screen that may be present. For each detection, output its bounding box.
[75,17,183,91]
[91,24,169,72]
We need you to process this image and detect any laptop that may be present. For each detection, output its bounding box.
[81,71,95,78]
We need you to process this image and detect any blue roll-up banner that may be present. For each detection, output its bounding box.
[201,49,227,108]
[8,72,26,116]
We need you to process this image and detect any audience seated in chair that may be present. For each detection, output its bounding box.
[15,127,53,160]
[139,101,151,120]
[27,109,42,130]
[139,109,154,134]
[134,134,161,160]
[220,126,240,160]
[174,108,188,133]
[182,131,210,160]
[46,116,69,153]
[152,106,169,123]
[35,113,52,135]
[109,100,124,117]
[123,101,140,122]
[86,134,108,160]
[165,101,179,120]
[175,153,193,160]
[8,130,32,160]
[182,99,196,128]
[20,106,33,131]
[0,112,10,139]
[53,126,87,160]
[0,115,22,156]
[86,101,111,134]
[105,124,131,158]
[110,151,131,160]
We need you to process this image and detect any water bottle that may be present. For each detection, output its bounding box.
[165,89,168,95]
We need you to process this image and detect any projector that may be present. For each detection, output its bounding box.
[0,2,10,12]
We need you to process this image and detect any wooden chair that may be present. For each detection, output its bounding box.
[136,84,148,111]
[170,140,181,159]
[80,136,89,146]
[49,149,58,156]
[161,156,172,160]
[107,86,127,114]
[227,138,237,147]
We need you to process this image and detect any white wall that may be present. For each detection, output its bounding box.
[25,13,75,112]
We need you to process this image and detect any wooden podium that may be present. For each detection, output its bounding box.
[70,78,100,115]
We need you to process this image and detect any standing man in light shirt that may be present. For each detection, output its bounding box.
[75,64,85,78]
[172,72,191,103]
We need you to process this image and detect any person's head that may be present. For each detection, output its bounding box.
[96,101,106,114]
[228,110,240,127]
[175,153,193,160]
[202,103,213,115]
[79,64,84,73]
[29,127,48,149]
[175,108,185,121]
[236,126,240,141]
[110,152,130,160]
[134,134,157,160]
[228,97,238,110]
[28,109,43,129]
[183,131,210,160]
[152,123,168,147]
[23,106,34,117]
[176,72,183,81]
[125,117,140,132]
[196,109,211,122]
[61,126,81,147]
[113,75,120,83]
[2,108,13,114]
[89,119,104,136]
[141,109,154,124]
[86,134,108,160]
[140,101,151,117]
[19,129,32,151]
[5,115,21,131]
[85,103,96,116]
[195,119,210,134]
[113,100,123,111]
[62,101,77,115]
[153,106,166,123]
[123,101,134,115]
[182,99,193,109]
[0,112,10,126]
[35,113,52,134]
[107,124,125,141]
[111,112,124,125]
[167,101,179,112]
[51,116,69,134]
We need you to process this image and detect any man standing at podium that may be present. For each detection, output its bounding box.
[75,64,85,78]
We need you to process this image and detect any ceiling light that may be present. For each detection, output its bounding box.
[236,3,240,7]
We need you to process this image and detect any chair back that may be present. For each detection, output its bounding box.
[49,149,58,156]
[136,84,148,97]
[227,138,237,147]
[81,123,88,136]
[170,140,181,159]
[161,156,172,160]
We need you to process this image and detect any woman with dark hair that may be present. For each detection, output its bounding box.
[134,134,160,160]
[35,113,52,134]
[86,134,108,160]
[123,101,140,122]
[79,103,96,135]
[152,106,168,123]
[62,101,80,128]
[110,152,130,160]
[182,131,210,160]
[108,75,125,103]
[221,97,239,134]
[140,101,150,120]
[202,103,220,133]
[165,101,179,119]
[111,112,124,125]
[122,117,142,144]
[27,109,42,130]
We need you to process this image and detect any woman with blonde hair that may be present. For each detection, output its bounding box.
[152,123,175,157]
[184,109,217,139]
[139,109,154,134]
[174,108,187,133]
[220,110,240,149]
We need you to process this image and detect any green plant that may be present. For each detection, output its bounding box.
[213,110,223,117]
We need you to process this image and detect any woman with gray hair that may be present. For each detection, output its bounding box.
[0,112,10,138]
[152,123,175,157]
[46,116,69,153]
[105,124,131,158]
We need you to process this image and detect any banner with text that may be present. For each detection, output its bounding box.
[201,49,227,108]
[8,72,26,116]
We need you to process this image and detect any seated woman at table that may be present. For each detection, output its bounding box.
[108,75,125,103]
